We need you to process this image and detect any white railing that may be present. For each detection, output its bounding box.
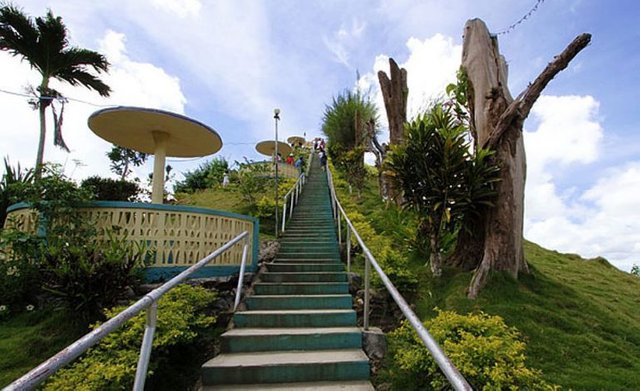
[5,231,250,391]
[325,168,472,391]
[280,150,313,233]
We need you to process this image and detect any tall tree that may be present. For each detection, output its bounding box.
[107,146,148,181]
[0,4,111,177]
[461,19,590,298]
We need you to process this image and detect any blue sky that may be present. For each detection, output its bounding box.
[1,0,639,271]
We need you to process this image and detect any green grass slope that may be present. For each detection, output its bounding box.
[331,171,640,389]
[408,242,640,390]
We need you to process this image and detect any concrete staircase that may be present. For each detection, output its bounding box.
[202,158,373,390]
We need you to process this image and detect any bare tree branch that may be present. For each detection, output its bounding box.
[483,33,591,149]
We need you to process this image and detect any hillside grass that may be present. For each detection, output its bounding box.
[0,309,84,387]
[338,172,640,390]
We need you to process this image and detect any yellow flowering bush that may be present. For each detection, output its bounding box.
[388,310,558,390]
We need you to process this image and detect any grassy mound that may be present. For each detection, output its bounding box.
[412,242,640,389]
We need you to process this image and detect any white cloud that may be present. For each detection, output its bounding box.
[524,95,640,271]
[359,33,461,142]
[0,30,187,183]
[324,18,367,68]
[151,0,201,18]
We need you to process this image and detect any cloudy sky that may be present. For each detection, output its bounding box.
[1,0,638,272]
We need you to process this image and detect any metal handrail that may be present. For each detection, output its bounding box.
[5,231,251,391]
[281,173,306,233]
[280,150,314,233]
[325,168,472,391]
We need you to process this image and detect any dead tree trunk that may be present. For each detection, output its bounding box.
[378,58,408,203]
[461,18,591,298]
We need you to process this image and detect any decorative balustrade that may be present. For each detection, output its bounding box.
[4,201,259,281]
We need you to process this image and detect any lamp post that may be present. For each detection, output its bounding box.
[273,108,280,238]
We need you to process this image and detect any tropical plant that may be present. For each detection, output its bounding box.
[0,157,34,228]
[321,90,378,194]
[80,176,140,201]
[0,4,111,177]
[44,284,217,390]
[386,104,500,276]
[106,146,147,181]
[173,157,229,194]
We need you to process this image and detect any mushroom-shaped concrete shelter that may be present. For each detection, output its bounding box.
[88,106,222,203]
[255,140,293,158]
[286,135,305,147]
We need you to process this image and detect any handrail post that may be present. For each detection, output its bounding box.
[346,225,351,273]
[281,196,287,233]
[233,237,250,311]
[364,256,370,330]
[133,301,158,391]
[338,212,342,246]
[289,191,294,217]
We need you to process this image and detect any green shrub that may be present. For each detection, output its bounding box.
[388,310,556,390]
[44,284,217,390]
[80,176,141,201]
[0,157,34,228]
[1,166,146,317]
[173,157,229,194]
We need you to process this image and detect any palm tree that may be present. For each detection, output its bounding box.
[0,4,111,177]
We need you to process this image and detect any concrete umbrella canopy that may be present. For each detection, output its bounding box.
[88,106,222,203]
[255,140,292,158]
[286,135,305,147]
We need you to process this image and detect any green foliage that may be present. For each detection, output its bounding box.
[44,285,217,390]
[0,157,34,228]
[388,310,556,390]
[386,104,500,272]
[173,157,229,194]
[106,146,147,181]
[631,264,639,277]
[321,89,378,193]
[233,160,272,205]
[0,166,145,317]
[80,176,140,201]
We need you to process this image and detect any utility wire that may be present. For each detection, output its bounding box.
[0,87,114,107]
[496,0,545,36]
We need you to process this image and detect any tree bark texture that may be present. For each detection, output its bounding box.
[378,58,408,203]
[461,19,591,298]
[377,58,408,145]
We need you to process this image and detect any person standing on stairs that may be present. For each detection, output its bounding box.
[319,148,327,171]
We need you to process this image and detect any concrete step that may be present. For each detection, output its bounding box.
[233,309,356,328]
[204,380,375,390]
[276,252,341,260]
[245,294,352,310]
[260,272,347,283]
[254,282,349,295]
[202,349,370,385]
[266,262,344,272]
[273,258,341,264]
[220,326,361,352]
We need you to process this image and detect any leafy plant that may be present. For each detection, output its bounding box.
[0,157,34,228]
[44,285,217,390]
[386,104,500,276]
[173,157,229,194]
[80,176,141,201]
[106,146,148,181]
[387,310,557,390]
[1,166,145,318]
